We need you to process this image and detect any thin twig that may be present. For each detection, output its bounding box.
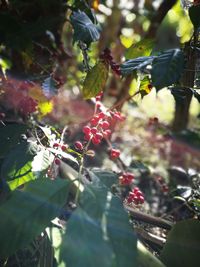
[125,205,173,230]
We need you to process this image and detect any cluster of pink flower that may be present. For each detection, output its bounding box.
[126,187,145,205]
[74,91,125,159]
[119,172,134,185]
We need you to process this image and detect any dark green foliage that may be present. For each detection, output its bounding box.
[151,49,184,91]
[161,219,200,267]
[0,178,70,258]
[70,11,100,46]
[189,5,200,29]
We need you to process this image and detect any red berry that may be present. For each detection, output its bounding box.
[95,132,103,139]
[98,112,106,119]
[54,158,61,165]
[84,133,92,141]
[91,127,97,134]
[148,84,153,90]
[102,121,110,130]
[61,145,68,151]
[53,143,60,148]
[103,129,112,138]
[92,136,101,145]
[83,126,91,135]
[162,185,169,193]
[74,141,83,150]
[0,112,5,120]
[138,195,145,204]
[110,148,120,159]
[90,117,99,126]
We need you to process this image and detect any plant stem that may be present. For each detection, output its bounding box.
[125,205,173,230]
[75,156,84,204]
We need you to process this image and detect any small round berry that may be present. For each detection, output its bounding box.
[95,132,103,140]
[83,126,91,135]
[91,127,97,134]
[103,129,112,138]
[53,143,60,148]
[102,121,110,130]
[84,133,92,141]
[0,112,5,120]
[74,141,83,150]
[162,185,169,193]
[92,136,101,145]
[54,158,61,165]
[138,195,145,204]
[98,112,106,119]
[61,145,68,151]
[110,148,120,159]
[90,117,99,126]
[148,84,153,90]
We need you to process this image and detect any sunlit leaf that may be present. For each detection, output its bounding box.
[120,56,155,76]
[139,76,152,97]
[1,142,38,190]
[82,61,109,99]
[38,100,54,117]
[125,39,154,60]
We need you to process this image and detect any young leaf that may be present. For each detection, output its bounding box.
[49,178,138,267]
[161,219,200,267]
[1,142,38,190]
[82,61,109,99]
[70,11,100,46]
[151,49,184,91]
[120,56,155,76]
[0,178,70,258]
[125,38,154,60]
[0,123,27,158]
[42,77,57,98]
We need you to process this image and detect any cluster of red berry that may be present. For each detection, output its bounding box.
[119,172,134,185]
[156,176,169,193]
[52,142,69,165]
[126,187,145,205]
[100,48,121,76]
[74,91,125,159]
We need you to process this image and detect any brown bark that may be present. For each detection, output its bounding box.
[172,41,196,132]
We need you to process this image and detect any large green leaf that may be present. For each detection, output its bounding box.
[49,178,138,267]
[82,61,109,99]
[1,142,38,190]
[0,178,69,258]
[160,219,200,267]
[189,5,200,29]
[125,38,154,60]
[151,49,184,91]
[120,56,155,76]
[70,11,100,46]
[0,123,27,158]
[1,142,53,190]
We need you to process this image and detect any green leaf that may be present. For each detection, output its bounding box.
[42,77,57,98]
[0,123,27,158]
[88,169,118,188]
[120,56,155,76]
[139,76,152,97]
[151,49,184,91]
[82,61,109,99]
[161,219,200,267]
[1,142,38,190]
[0,178,69,258]
[125,38,154,60]
[32,149,54,179]
[189,5,200,29]
[70,11,100,46]
[49,178,138,267]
